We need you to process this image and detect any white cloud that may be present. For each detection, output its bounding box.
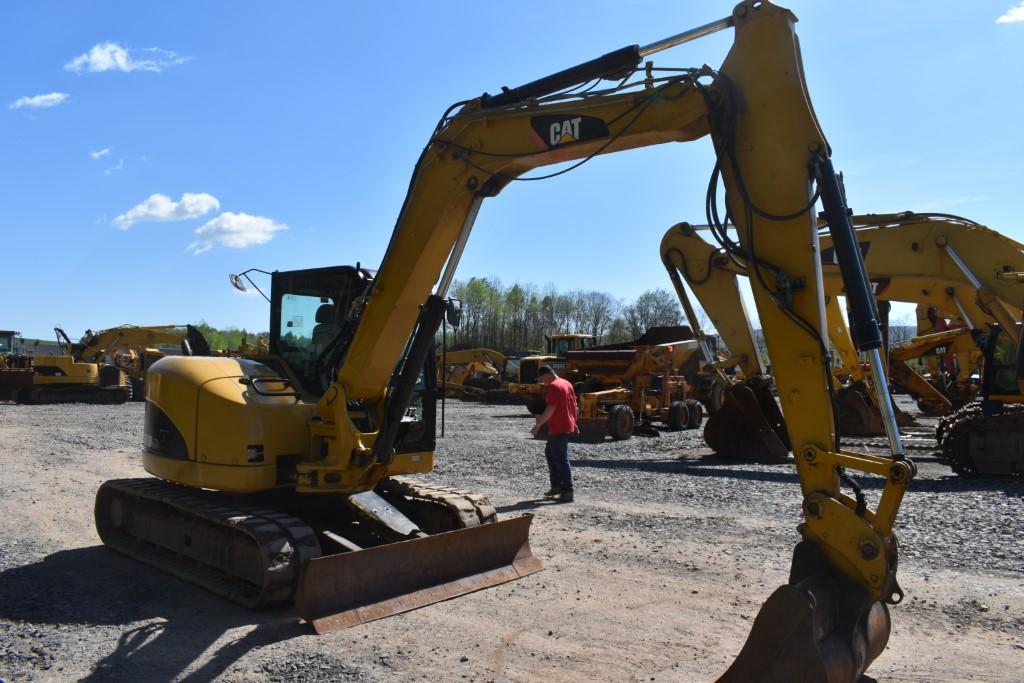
[65,42,190,74]
[8,92,70,110]
[90,148,110,159]
[187,212,288,255]
[997,2,1024,23]
[105,159,125,175]
[113,192,220,229]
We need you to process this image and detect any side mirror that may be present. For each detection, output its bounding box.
[229,273,247,292]
[446,299,463,328]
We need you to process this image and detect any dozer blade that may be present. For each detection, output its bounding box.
[295,514,541,633]
[719,541,891,683]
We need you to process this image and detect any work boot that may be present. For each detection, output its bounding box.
[543,487,562,498]
[558,489,574,503]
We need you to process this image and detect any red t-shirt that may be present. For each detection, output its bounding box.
[546,377,578,436]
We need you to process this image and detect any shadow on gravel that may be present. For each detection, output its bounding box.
[495,498,562,514]
[0,545,304,682]
[571,456,1024,496]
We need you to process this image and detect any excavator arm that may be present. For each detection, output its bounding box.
[819,212,1024,344]
[664,212,1023,429]
[307,3,910,679]
[75,325,210,362]
[661,222,790,460]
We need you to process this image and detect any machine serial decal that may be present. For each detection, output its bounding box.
[530,115,609,148]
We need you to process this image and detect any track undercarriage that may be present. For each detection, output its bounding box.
[16,384,130,405]
[937,402,1024,476]
[95,477,540,631]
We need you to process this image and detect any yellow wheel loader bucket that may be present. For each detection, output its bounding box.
[295,514,541,633]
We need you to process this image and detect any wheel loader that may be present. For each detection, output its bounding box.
[566,326,706,440]
[508,333,596,413]
[96,4,916,679]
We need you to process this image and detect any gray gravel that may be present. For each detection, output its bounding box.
[433,398,1024,575]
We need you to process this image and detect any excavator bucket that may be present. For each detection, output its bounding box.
[295,515,541,633]
[835,384,884,436]
[703,379,790,462]
[719,542,891,683]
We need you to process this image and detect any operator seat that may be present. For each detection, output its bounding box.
[311,303,340,353]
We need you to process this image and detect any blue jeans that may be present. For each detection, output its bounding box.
[545,433,573,491]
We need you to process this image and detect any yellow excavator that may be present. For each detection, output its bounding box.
[912,304,980,411]
[85,324,213,400]
[95,4,913,679]
[888,326,980,416]
[664,211,1023,444]
[0,324,209,404]
[436,347,507,400]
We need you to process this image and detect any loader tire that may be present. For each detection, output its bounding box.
[607,405,634,440]
[685,398,704,429]
[667,401,689,431]
[130,378,146,402]
[526,397,547,415]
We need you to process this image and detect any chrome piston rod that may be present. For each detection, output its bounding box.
[436,195,483,299]
[867,347,906,459]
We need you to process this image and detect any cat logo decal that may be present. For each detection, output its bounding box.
[530,115,609,148]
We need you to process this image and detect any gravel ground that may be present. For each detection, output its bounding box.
[0,398,1021,682]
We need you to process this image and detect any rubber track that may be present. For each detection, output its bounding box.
[379,478,497,528]
[95,478,320,609]
[842,437,938,452]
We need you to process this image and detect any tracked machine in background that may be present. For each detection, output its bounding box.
[937,318,1024,476]
[888,326,981,416]
[436,347,508,400]
[95,4,915,679]
[0,324,209,404]
[664,211,1024,442]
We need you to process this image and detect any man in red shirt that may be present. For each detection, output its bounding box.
[530,365,578,503]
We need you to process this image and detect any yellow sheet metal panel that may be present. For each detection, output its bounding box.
[143,451,277,491]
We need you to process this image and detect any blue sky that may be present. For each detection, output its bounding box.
[3,1,1022,339]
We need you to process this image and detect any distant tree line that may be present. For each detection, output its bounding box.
[192,322,267,351]
[439,277,690,352]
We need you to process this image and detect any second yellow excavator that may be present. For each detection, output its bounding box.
[663,211,1023,447]
[95,4,914,680]
[0,324,210,404]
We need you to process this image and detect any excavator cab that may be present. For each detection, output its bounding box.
[981,323,1023,404]
[267,265,374,396]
